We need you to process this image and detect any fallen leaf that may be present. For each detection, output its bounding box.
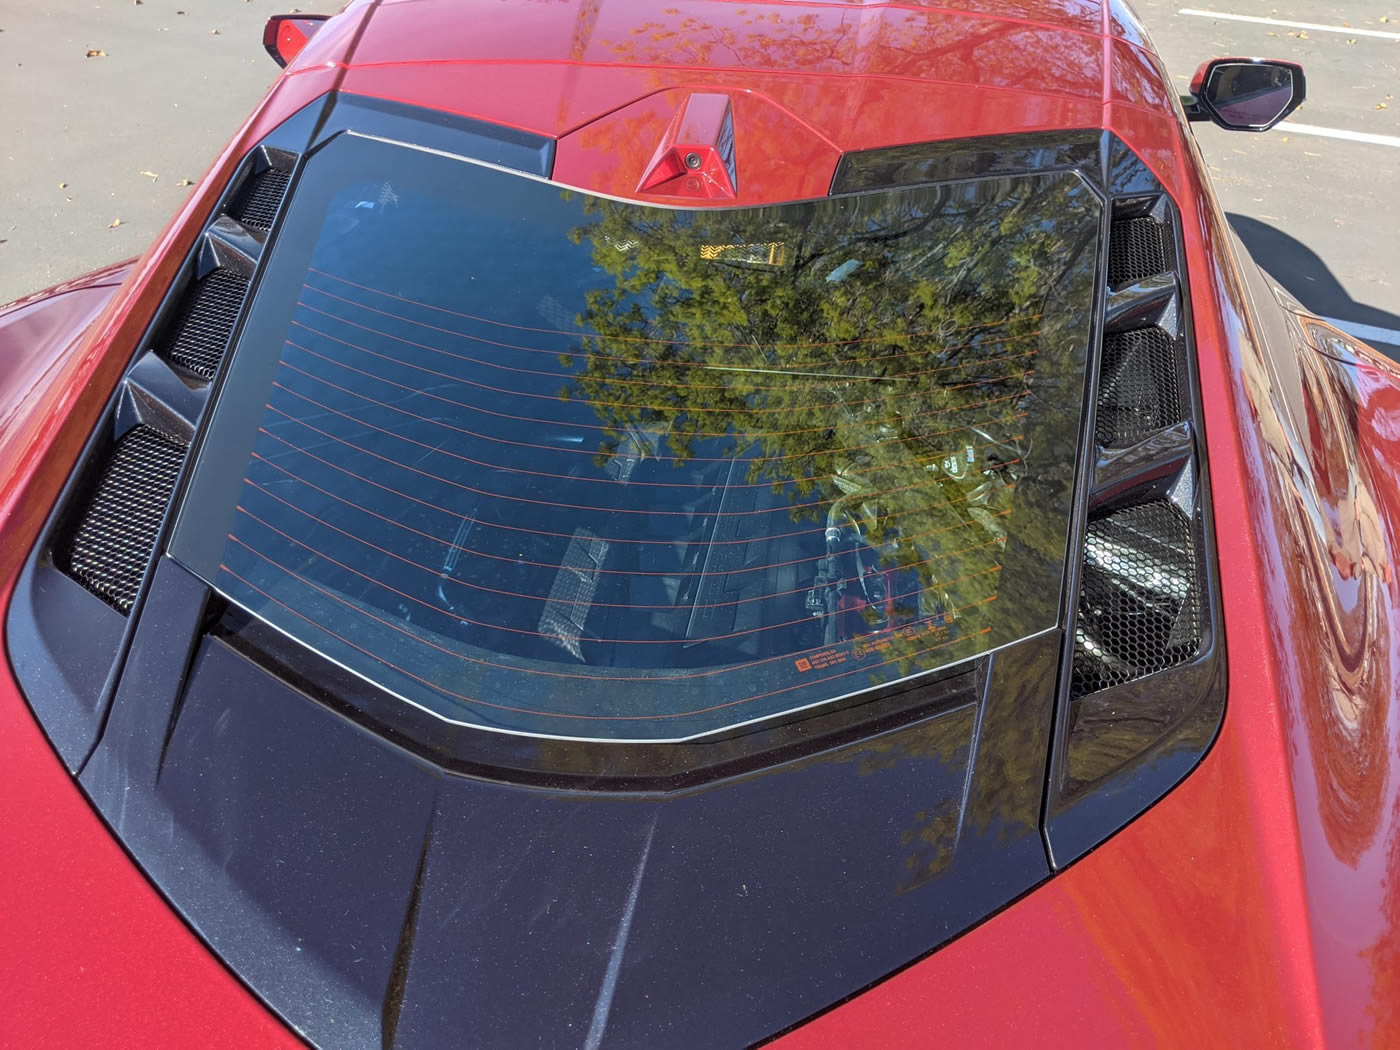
[140,170,159,181]
[1379,102,1391,110]
[177,178,194,186]
[108,218,122,228]
[1280,136,1289,142]
[209,28,219,35]
[1298,30,1308,38]
[58,181,67,189]
[1348,38,1357,44]
[85,48,107,58]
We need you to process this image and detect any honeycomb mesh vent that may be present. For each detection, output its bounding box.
[60,426,188,614]
[1070,500,1201,697]
[1108,217,1167,286]
[1096,327,1182,447]
[158,268,248,379]
[229,167,290,232]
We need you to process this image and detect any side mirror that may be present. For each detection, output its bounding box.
[1183,58,1306,132]
[264,14,331,68]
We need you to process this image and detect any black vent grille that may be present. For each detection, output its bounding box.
[60,427,188,614]
[1108,217,1167,285]
[1096,327,1182,446]
[158,268,249,379]
[229,167,290,231]
[1070,500,1201,697]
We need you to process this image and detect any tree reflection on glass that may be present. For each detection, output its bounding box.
[563,173,1096,680]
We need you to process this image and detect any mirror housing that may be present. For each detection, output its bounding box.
[263,14,331,68]
[1183,57,1306,132]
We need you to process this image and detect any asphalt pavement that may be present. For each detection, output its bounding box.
[0,0,282,302]
[1137,0,1400,354]
[1,0,1397,354]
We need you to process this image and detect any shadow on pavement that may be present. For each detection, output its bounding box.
[1228,212,1400,355]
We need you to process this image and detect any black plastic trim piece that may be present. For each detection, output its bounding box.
[215,601,987,792]
[831,128,1103,195]
[1042,142,1226,867]
[1088,421,1194,511]
[1104,273,1178,329]
[82,573,1057,1050]
[318,94,556,177]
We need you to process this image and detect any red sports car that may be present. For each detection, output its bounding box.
[3,2,1394,1047]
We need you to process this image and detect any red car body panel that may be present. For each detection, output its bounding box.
[330,0,1175,207]
[782,197,1400,1049]
[4,1,1398,1046]
[0,607,302,1049]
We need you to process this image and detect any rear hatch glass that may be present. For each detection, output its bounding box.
[171,132,1100,740]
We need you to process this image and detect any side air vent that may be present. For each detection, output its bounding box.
[58,426,188,614]
[1095,327,1182,446]
[229,167,291,231]
[1070,199,1201,698]
[157,268,251,379]
[1045,138,1223,868]
[1108,217,1166,285]
[1070,500,1201,697]
[55,148,297,611]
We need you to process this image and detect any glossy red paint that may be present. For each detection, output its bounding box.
[554,86,842,205]
[0,579,301,1049]
[263,14,331,69]
[777,79,1400,1050]
[332,0,1177,205]
[0,262,130,514]
[636,93,738,199]
[6,0,1400,1046]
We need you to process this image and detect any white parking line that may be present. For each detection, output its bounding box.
[1322,317,1400,347]
[1279,122,1400,149]
[1178,8,1400,40]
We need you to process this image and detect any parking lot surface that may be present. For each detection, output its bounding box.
[1138,0,1400,354]
[1,0,1396,354]
[0,0,278,302]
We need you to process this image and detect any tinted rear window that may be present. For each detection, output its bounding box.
[172,131,1100,740]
